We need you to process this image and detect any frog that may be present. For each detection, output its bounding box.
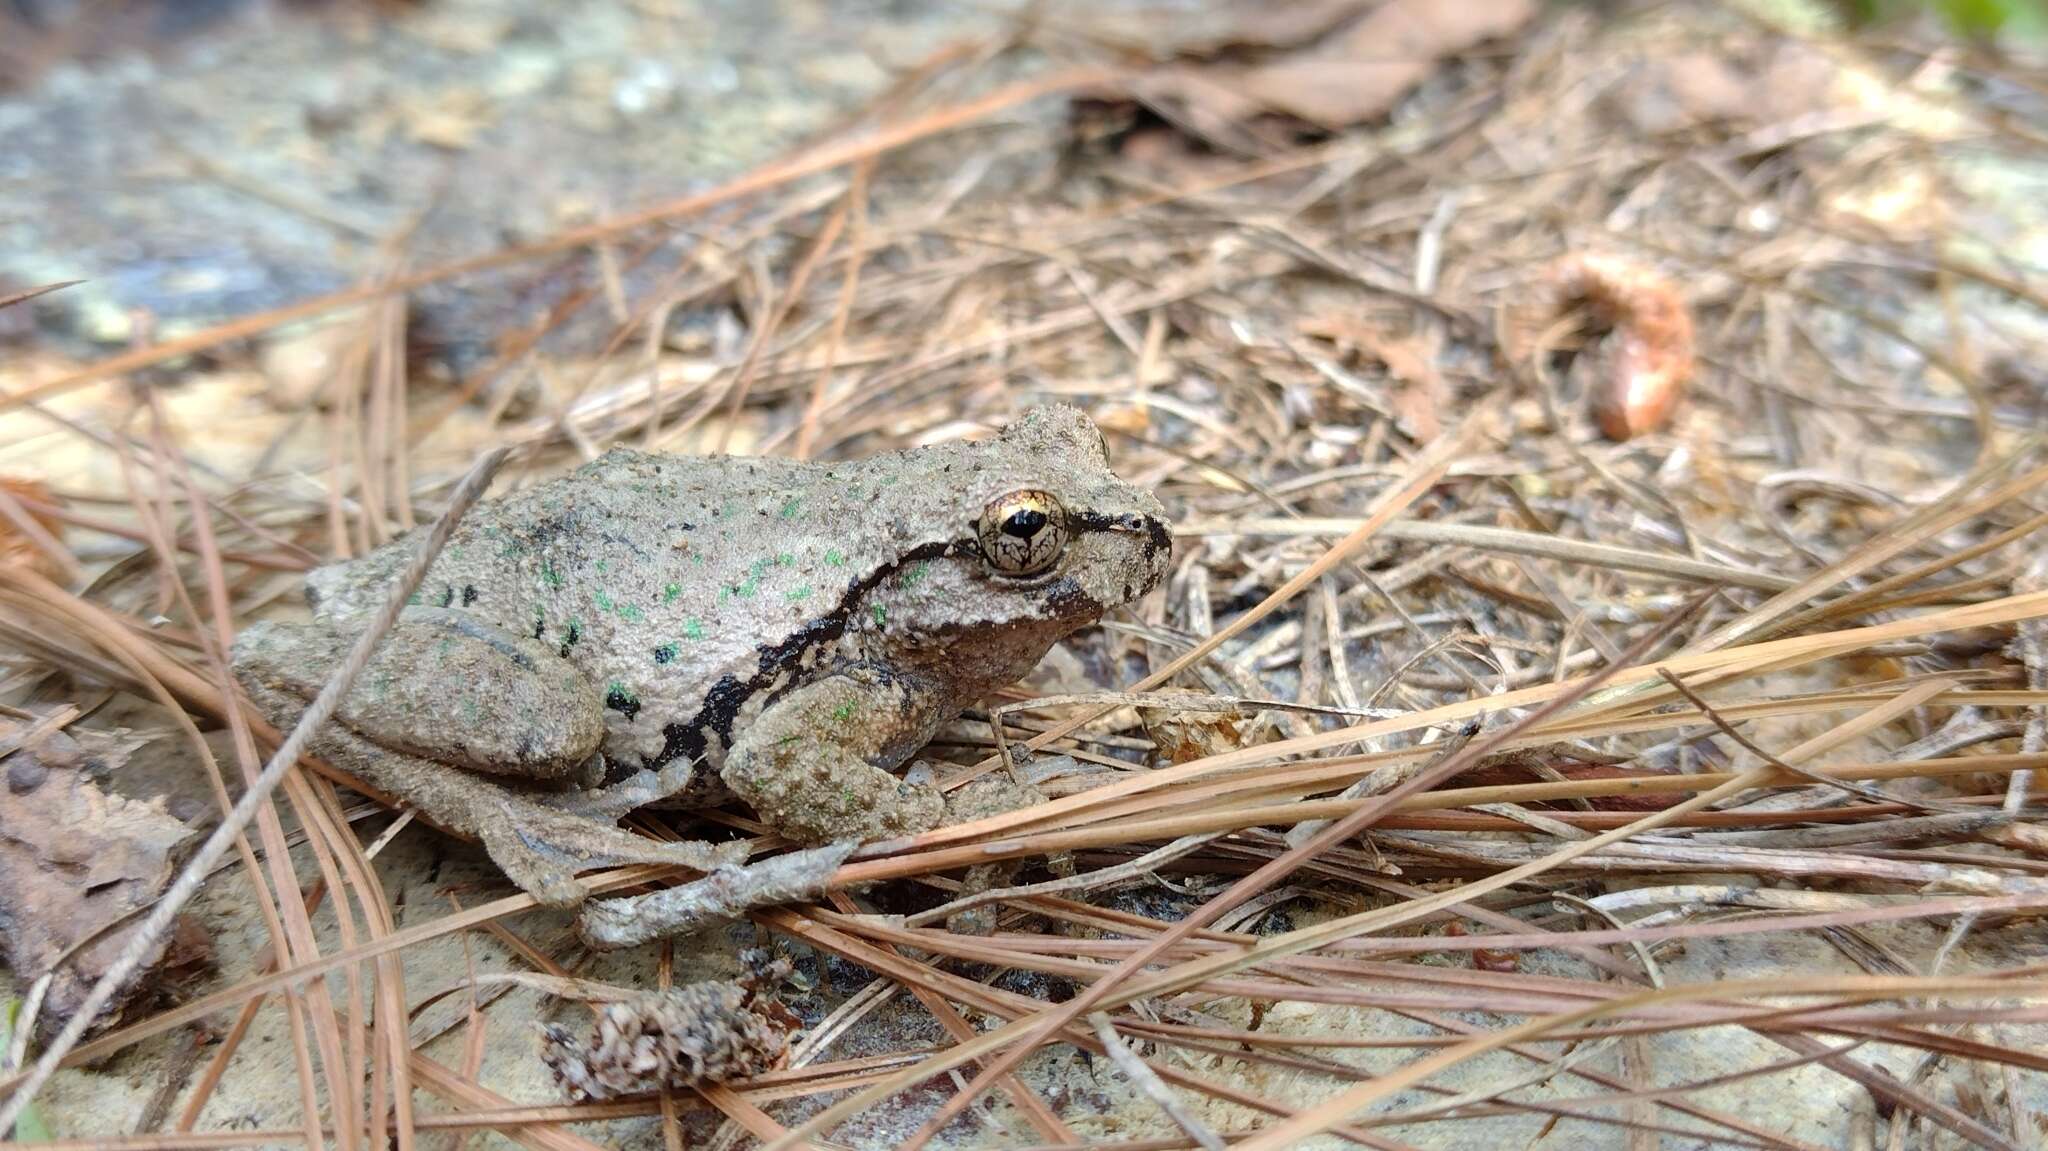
[231,405,1171,910]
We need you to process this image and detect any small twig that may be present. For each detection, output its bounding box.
[904,833,1222,927]
[5,975,50,1073]
[1087,1014,1228,1151]
[0,280,82,312]
[1180,517,1795,592]
[2009,557,2048,812]
[1284,720,1478,849]
[1654,668,1974,815]
[0,486,84,586]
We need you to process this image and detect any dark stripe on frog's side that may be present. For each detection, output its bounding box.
[1073,509,1173,602]
[648,538,965,769]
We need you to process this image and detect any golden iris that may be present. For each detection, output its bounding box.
[978,490,1069,577]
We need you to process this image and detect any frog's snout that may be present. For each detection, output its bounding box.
[1105,509,1174,599]
[1111,510,1172,550]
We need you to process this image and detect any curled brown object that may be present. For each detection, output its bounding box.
[0,478,69,582]
[1550,253,1696,440]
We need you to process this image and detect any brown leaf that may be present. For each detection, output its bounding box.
[1140,689,1251,765]
[1616,41,1847,136]
[1120,0,1537,144]
[1094,0,1375,58]
[1616,51,1752,135]
[1241,0,1539,127]
[1372,330,1447,444]
[0,727,195,1039]
[1301,317,1447,442]
[401,87,493,151]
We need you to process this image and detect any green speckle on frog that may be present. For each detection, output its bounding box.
[231,405,1171,911]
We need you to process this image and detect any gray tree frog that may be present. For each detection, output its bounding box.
[232,406,1171,908]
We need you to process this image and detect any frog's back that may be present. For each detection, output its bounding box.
[305,446,928,768]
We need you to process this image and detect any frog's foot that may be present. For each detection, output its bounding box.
[721,667,946,843]
[478,813,591,907]
[477,796,748,908]
[940,773,1044,936]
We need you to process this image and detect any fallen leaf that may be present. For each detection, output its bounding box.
[1372,329,1447,443]
[1237,0,1539,127]
[403,88,493,151]
[1139,688,1251,764]
[1108,0,1538,148]
[1617,51,1753,135]
[1616,41,1848,136]
[257,313,369,411]
[1090,0,1374,58]
[1300,317,1447,441]
[1092,402,1153,438]
[0,726,196,1039]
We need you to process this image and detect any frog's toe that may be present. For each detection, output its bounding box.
[872,781,945,837]
[479,819,588,908]
[538,760,701,821]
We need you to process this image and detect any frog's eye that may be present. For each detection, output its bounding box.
[978,490,1069,578]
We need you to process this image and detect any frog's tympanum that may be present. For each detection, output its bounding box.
[233,406,1171,908]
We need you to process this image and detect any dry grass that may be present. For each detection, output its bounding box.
[3,2,2048,1149]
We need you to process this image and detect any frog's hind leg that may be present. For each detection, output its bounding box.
[308,717,745,904]
[235,671,743,907]
[473,788,747,907]
[233,611,608,783]
[720,665,947,843]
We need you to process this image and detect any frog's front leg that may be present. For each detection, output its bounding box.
[720,665,948,843]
